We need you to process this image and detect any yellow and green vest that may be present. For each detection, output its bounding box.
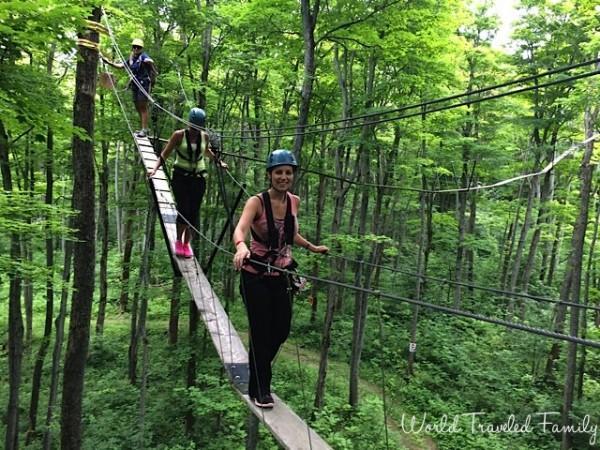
[173,129,209,175]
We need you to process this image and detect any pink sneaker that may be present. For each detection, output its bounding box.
[174,240,186,257]
[183,242,193,258]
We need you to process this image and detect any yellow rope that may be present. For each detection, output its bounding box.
[77,38,99,51]
[85,19,109,35]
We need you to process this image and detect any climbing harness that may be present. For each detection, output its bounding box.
[247,191,295,275]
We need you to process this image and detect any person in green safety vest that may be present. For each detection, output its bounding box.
[147,107,227,258]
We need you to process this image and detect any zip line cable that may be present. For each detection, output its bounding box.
[219,131,600,194]
[216,56,600,135]
[216,68,600,140]
[215,151,600,313]
[322,252,600,313]
[161,196,600,350]
[101,7,600,147]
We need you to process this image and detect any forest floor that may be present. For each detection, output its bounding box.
[223,327,434,450]
[277,341,437,450]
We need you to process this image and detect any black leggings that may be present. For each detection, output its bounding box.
[240,270,292,399]
[171,169,206,230]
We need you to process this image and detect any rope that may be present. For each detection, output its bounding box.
[220,131,600,194]
[322,252,600,313]
[216,68,600,139]
[77,38,99,51]
[178,220,600,349]
[286,277,314,449]
[218,57,600,136]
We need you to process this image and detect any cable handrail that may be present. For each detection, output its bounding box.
[168,197,600,350]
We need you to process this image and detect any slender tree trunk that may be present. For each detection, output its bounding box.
[118,172,140,313]
[1,115,24,450]
[26,119,56,444]
[42,239,73,450]
[408,188,428,377]
[313,46,354,409]
[547,218,564,287]
[521,171,554,293]
[96,92,110,335]
[60,9,100,449]
[186,299,200,436]
[508,176,539,314]
[129,205,156,382]
[349,52,375,408]
[310,172,326,323]
[134,206,156,445]
[23,137,34,348]
[196,0,213,108]
[560,100,598,450]
[466,192,477,290]
[577,198,599,399]
[293,0,320,164]
[169,276,182,345]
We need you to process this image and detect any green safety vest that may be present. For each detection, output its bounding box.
[173,129,209,175]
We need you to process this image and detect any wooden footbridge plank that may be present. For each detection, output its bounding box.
[133,133,332,450]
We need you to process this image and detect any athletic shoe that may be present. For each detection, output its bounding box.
[254,394,274,409]
[183,242,193,259]
[174,240,186,257]
[135,129,146,137]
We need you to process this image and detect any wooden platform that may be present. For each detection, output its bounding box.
[133,133,332,450]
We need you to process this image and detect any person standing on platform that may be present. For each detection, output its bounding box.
[101,38,157,137]
[147,107,227,258]
[232,149,328,408]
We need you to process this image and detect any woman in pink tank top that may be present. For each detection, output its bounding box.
[232,149,328,408]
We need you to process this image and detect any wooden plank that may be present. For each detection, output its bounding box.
[151,178,171,193]
[242,394,331,450]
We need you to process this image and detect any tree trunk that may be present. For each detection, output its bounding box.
[60,9,100,449]
[169,276,182,345]
[23,137,34,348]
[508,176,539,314]
[118,171,140,313]
[196,0,213,108]
[186,299,200,436]
[577,198,599,399]
[96,92,110,335]
[1,116,24,450]
[310,172,326,323]
[42,239,73,450]
[134,206,156,444]
[560,100,598,450]
[26,118,56,444]
[129,204,156,384]
[466,192,477,290]
[521,170,555,295]
[408,188,428,377]
[313,45,354,409]
[547,218,564,287]
[349,52,375,408]
[292,0,320,164]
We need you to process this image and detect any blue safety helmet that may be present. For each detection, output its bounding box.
[266,149,298,171]
[188,107,206,127]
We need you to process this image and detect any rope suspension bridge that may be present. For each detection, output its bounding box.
[99,7,600,448]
